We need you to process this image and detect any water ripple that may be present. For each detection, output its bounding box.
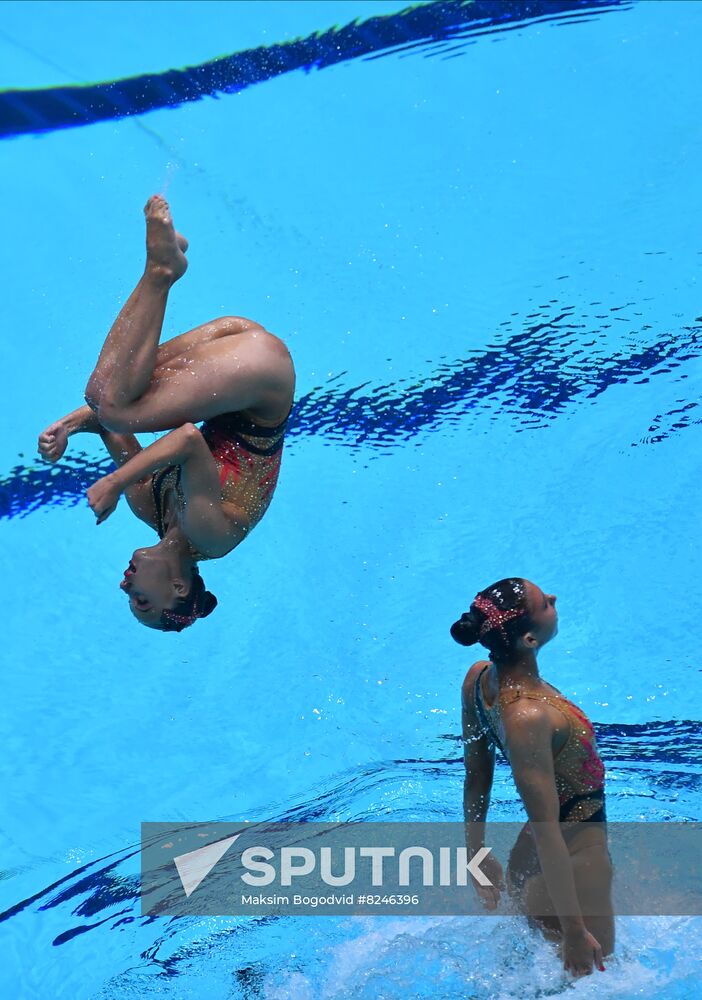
[2,301,699,520]
[0,1,633,140]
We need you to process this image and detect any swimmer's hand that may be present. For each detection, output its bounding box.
[470,853,504,910]
[87,473,122,524]
[562,927,605,977]
[39,407,102,462]
[38,421,69,463]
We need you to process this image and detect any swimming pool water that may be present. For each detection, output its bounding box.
[1,1,701,996]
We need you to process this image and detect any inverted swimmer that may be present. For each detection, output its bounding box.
[453,579,613,977]
[38,196,295,631]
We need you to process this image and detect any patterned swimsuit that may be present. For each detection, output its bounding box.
[151,408,290,559]
[473,664,607,824]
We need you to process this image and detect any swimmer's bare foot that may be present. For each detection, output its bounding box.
[144,195,188,284]
[38,406,100,463]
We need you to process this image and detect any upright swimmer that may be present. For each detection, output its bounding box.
[38,196,295,631]
[453,578,613,977]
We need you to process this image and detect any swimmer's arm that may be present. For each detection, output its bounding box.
[48,404,143,465]
[107,424,249,553]
[51,405,155,523]
[39,405,156,528]
[462,701,495,852]
[96,425,159,525]
[506,705,587,937]
[50,405,142,459]
[50,404,102,439]
[462,667,504,910]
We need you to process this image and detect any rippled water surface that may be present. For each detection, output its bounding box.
[1,1,701,997]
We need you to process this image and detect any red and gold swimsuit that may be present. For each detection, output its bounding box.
[151,408,290,560]
[473,664,606,823]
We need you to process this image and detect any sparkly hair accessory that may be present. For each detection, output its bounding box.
[160,608,201,630]
[472,593,526,640]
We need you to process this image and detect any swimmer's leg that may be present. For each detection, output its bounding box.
[84,198,293,434]
[95,330,293,434]
[517,844,615,956]
[84,195,187,414]
[153,315,264,370]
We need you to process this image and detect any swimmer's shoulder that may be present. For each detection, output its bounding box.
[461,659,491,711]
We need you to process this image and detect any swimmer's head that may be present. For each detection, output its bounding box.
[450,578,557,660]
[120,546,217,631]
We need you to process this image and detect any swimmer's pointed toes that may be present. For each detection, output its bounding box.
[144,194,169,218]
[143,195,187,280]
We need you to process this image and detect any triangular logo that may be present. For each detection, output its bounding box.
[173,833,241,897]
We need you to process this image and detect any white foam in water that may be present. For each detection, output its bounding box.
[262,916,702,1000]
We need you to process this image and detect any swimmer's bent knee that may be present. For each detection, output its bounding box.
[84,374,104,413]
[93,396,133,433]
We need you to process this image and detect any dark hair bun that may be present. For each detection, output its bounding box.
[450,611,481,646]
[202,591,218,618]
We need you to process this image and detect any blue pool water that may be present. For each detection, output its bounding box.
[1,0,701,996]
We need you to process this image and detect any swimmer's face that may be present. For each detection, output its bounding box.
[119,546,182,627]
[523,581,558,648]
